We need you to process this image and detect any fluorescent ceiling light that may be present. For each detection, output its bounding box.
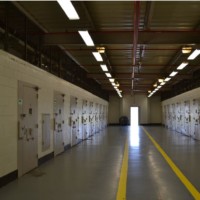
[157,85,162,88]
[109,78,115,83]
[188,49,200,60]
[114,86,118,89]
[158,79,164,83]
[78,31,94,46]
[169,71,178,77]
[92,52,103,62]
[177,62,188,70]
[165,77,171,82]
[57,0,79,20]
[153,83,157,87]
[115,82,120,87]
[182,46,192,54]
[112,83,115,86]
[148,90,151,93]
[97,47,105,53]
[105,73,111,78]
[161,82,166,86]
[100,64,108,72]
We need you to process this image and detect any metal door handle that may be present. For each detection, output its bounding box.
[53,118,56,131]
[18,121,23,140]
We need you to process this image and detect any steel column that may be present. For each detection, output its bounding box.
[24,16,27,61]
[50,46,52,73]
[38,36,42,68]
[59,50,62,78]
[132,1,140,90]
[4,2,9,51]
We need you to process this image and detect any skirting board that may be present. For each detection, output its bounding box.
[38,152,54,166]
[0,170,18,188]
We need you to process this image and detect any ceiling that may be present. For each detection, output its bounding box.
[12,1,200,97]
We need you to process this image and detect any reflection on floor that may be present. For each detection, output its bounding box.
[1,126,200,200]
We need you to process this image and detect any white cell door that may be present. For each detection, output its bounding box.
[176,103,181,133]
[172,104,176,131]
[195,100,200,140]
[192,98,200,140]
[18,82,38,176]
[54,93,64,156]
[184,101,191,136]
[82,100,88,139]
[88,102,93,136]
[70,96,79,146]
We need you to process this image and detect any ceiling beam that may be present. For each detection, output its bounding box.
[42,31,200,46]
[132,1,140,91]
[143,2,154,30]
[88,72,192,80]
[63,47,180,51]
[110,90,148,94]
[133,1,140,67]
[80,64,200,68]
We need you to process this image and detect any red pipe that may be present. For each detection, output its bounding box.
[133,1,140,67]
[132,1,140,84]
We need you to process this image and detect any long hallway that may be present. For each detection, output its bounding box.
[0,126,200,200]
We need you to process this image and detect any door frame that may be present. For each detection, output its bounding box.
[17,81,38,177]
[130,106,139,126]
[53,91,65,156]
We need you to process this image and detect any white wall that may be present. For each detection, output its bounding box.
[162,87,200,106]
[108,95,120,124]
[108,94,162,124]
[149,96,162,123]
[0,50,108,177]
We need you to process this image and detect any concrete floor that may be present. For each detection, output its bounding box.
[0,126,200,200]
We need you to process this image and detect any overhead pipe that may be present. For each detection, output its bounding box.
[132,1,140,90]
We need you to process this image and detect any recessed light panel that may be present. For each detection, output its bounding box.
[57,0,79,20]
[78,31,94,46]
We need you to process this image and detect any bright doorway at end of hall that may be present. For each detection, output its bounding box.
[130,107,139,126]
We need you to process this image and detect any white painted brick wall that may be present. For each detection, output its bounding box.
[162,87,200,106]
[0,50,108,177]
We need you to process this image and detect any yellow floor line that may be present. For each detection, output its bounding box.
[142,127,200,200]
[116,137,129,200]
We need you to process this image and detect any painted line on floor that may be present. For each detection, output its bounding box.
[116,137,129,200]
[142,127,200,200]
